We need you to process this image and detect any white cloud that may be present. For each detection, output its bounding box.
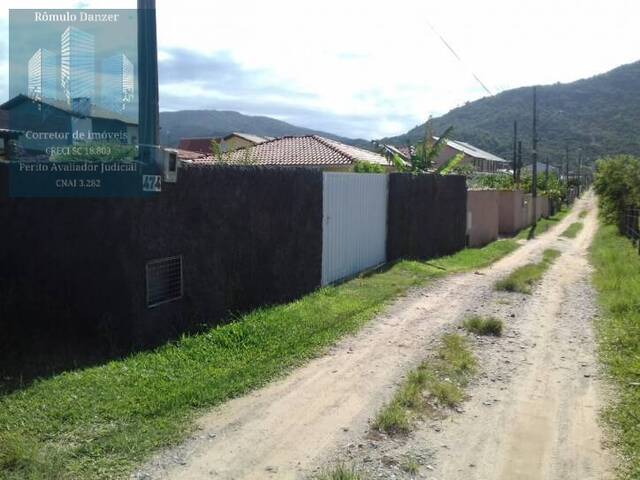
[1,0,639,138]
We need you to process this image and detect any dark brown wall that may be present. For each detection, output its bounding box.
[387,174,467,261]
[0,164,323,373]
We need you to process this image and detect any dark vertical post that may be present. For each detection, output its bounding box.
[578,150,583,197]
[545,155,550,188]
[532,86,538,229]
[517,141,522,183]
[138,0,160,169]
[565,146,569,185]
[512,121,518,184]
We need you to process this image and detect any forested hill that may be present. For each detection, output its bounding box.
[382,60,640,168]
[159,109,371,150]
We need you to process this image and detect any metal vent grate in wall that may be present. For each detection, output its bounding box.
[146,255,183,308]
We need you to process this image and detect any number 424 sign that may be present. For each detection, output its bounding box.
[142,175,162,192]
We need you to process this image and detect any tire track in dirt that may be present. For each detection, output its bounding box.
[136,192,612,480]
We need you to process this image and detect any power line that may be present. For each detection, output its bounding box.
[425,20,493,96]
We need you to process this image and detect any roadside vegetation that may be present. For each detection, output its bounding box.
[316,464,364,480]
[515,206,570,239]
[591,223,640,479]
[593,155,640,227]
[591,155,640,479]
[373,333,476,434]
[462,315,503,336]
[0,240,519,480]
[561,222,583,239]
[495,249,561,294]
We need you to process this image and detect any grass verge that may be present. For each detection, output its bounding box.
[373,334,476,434]
[463,315,503,336]
[0,240,518,480]
[516,206,570,240]
[590,222,640,479]
[561,222,583,238]
[495,249,561,294]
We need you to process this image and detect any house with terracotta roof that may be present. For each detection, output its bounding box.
[189,135,393,170]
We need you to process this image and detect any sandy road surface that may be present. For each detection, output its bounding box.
[138,192,612,480]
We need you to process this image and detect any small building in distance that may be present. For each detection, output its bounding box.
[433,138,509,173]
[189,135,392,170]
[177,132,271,157]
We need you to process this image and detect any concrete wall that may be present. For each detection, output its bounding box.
[467,190,499,247]
[498,190,525,235]
[498,190,550,236]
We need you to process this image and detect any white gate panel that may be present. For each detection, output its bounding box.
[321,172,388,285]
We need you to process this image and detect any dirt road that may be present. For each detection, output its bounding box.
[138,192,613,480]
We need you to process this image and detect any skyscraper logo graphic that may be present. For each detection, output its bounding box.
[100,53,135,114]
[27,48,58,101]
[60,26,96,107]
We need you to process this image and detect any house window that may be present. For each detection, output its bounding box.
[146,255,183,308]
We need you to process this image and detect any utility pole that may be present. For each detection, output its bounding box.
[532,86,538,230]
[517,141,523,183]
[565,145,569,186]
[545,155,550,189]
[138,0,160,170]
[578,150,583,197]
[512,121,518,184]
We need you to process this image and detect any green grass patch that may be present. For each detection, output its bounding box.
[400,455,420,474]
[579,210,589,219]
[590,222,640,480]
[316,464,365,480]
[561,222,584,239]
[495,249,561,294]
[516,206,570,240]
[0,240,519,480]
[373,333,476,434]
[462,315,503,336]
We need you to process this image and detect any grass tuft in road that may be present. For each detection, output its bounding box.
[0,239,518,480]
[516,206,570,240]
[462,315,503,336]
[316,464,365,480]
[400,455,420,474]
[373,334,476,434]
[591,223,640,480]
[579,210,589,219]
[495,249,561,294]
[561,222,584,239]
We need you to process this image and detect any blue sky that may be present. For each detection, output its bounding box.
[2,0,639,139]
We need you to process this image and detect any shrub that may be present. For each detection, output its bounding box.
[353,160,385,173]
[593,155,640,228]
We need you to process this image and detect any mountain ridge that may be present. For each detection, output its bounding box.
[159,109,372,150]
[381,60,640,168]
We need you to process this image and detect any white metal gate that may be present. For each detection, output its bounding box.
[321,172,388,285]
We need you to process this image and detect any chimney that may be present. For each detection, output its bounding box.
[137,0,160,167]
